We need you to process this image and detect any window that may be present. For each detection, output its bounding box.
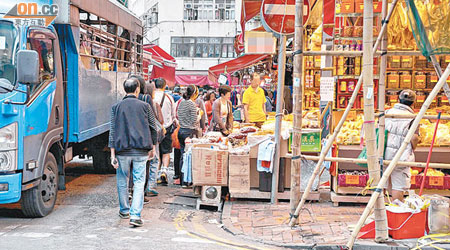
[184,0,235,20]
[27,28,56,95]
[171,36,235,58]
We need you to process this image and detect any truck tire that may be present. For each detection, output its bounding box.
[21,152,58,218]
[92,151,115,174]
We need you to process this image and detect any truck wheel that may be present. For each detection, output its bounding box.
[92,151,115,174]
[21,152,58,218]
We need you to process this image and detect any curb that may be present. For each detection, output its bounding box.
[219,201,442,250]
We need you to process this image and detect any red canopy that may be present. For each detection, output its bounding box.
[143,44,177,87]
[236,0,263,55]
[208,54,270,83]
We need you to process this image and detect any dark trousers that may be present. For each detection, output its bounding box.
[174,148,182,178]
[178,128,196,185]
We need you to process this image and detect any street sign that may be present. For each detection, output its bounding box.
[260,0,309,36]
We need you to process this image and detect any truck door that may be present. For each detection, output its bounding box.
[21,27,64,217]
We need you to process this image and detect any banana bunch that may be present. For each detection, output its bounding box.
[387,2,416,50]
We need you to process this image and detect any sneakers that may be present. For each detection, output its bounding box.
[130,218,144,227]
[173,175,180,180]
[119,211,130,219]
[158,172,168,186]
[145,189,159,197]
[144,196,151,204]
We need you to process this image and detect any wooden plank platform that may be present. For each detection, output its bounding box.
[230,188,320,201]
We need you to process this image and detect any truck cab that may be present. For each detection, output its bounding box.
[0,0,143,217]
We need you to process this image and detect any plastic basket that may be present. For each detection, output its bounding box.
[387,209,427,239]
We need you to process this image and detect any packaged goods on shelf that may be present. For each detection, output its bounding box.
[387,3,416,50]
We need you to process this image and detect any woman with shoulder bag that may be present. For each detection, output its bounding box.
[177,85,202,188]
[210,85,233,136]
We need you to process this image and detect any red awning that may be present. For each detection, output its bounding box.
[143,44,177,87]
[208,54,270,83]
[236,0,263,55]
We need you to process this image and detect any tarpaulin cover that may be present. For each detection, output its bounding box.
[406,0,450,56]
[143,44,177,86]
[208,54,270,83]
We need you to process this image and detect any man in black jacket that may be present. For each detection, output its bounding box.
[109,78,157,227]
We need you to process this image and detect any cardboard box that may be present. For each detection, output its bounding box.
[250,158,259,188]
[229,176,250,194]
[229,155,250,176]
[191,144,228,186]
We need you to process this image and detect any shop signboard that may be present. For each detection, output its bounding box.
[244,31,277,54]
[260,0,310,36]
[289,129,321,152]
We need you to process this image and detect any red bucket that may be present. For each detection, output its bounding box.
[387,209,427,239]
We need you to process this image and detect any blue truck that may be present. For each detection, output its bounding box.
[0,0,143,217]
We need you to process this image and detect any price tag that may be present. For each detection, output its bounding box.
[429,176,444,187]
[294,77,300,87]
[345,175,360,185]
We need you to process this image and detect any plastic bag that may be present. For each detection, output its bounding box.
[357,128,388,168]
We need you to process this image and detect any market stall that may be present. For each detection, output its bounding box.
[186,109,323,201]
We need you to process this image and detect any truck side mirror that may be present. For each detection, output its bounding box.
[17,50,39,85]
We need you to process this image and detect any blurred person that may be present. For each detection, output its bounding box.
[177,85,202,188]
[195,95,207,137]
[243,72,267,127]
[154,78,178,185]
[109,78,157,227]
[210,85,233,135]
[204,90,216,125]
[172,86,182,102]
[264,89,274,112]
[130,75,162,198]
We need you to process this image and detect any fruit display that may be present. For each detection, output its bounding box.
[411,168,445,177]
[337,114,364,145]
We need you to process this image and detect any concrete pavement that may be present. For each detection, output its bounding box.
[0,158,276,250]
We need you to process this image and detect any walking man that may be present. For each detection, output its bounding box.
[109,78,157,227]
[154,78,178,185]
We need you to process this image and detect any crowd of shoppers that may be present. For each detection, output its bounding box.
[108,73,277,227]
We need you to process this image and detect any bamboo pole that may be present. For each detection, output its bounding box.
[300,155,450,169]
[271,35,287,204]
[347,63,450,249]
[378,113,450,120]
[362,0,388,242]
[287,50,423,56]
[290,0,304,216]
[375,0,390,242]
[288,0,400,227]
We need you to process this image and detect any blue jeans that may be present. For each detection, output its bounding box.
[116,155,147,220]
[147,156,158,190]
[178,128,196,185]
